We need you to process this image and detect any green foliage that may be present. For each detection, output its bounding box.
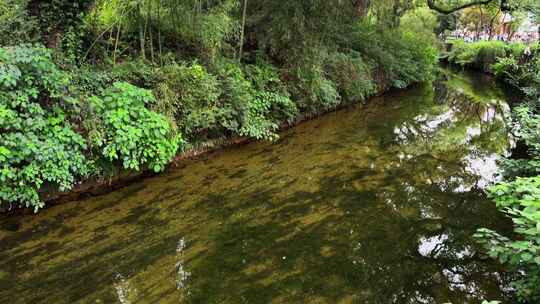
[351,15,438,90]
[269,6,439,110]
[70,66,116,94]
[325,52,376,103]
[154,62,223,137]
[109,59,159,87]
[190,1,238,59]
[38,0,92,27]
[243,62,298,123]
[398,8,439,82]
[88,82,181,172]
[448,40,533,72]
[85,0,238,61]
[56,25,90,66]
[475,177,540,302]
[215,59,294,141]
[500,105,540,178]
[0,45,91,211]
[247,0,357,61]
[492,54,540,179]
[239,63,297,139]
[0,0,38,45]
[289,56,341,112]
[153,60,296,141]
[400,7,439,41]
[0,0,442,212]
[491,56,522,87]
[476,45,540,302]
[493,52,540,99]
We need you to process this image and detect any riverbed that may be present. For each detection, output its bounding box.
[0,70,515,303]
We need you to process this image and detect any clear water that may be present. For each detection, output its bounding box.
[0,70,515,304]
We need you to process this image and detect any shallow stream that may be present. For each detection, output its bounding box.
[0,70,515,303]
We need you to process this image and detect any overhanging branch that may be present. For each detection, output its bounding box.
[427,0,496,14]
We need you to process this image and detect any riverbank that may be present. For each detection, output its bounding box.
[0,69,513,303]
[6,58,507,215]
[19,84,398,215]
[6,66,504,215]
[2,2,443,212]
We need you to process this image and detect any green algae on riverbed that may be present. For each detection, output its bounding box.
[0,70,515,304]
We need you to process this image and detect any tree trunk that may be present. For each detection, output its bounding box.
[138,3,146,60]
[488,9,500,40]
[157,0,163,65]
[238,0,248,62]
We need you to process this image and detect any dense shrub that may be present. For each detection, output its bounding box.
[215,59,292,141]
[153,63,224,138]
[33,0,94,41]
[0,2,442,212]
[392,35,438,88]
[491,56,523,88]
[109,59,161,88]
[493,55,540,99]
[448,40,537,73]
[398,7,439,84]
[475,177,540,302]
[0,46,183,210]
[288,54,341,112]
[450,40,507,71]
[243,63,298,124]
[0,0,38,46]
[0,46,91,211]
[153,60,296,141]
[501,105,540,178]
[350,8,439,90]
[88,82,182,172]
[475,45,540,303]
[325,51,376,103]
[492,51,540,164]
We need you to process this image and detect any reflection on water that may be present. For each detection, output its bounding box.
[114,273,136,304]
[0,70,514,303]
[175,237,190,292]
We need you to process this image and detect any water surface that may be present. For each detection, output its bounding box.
[0,70,514,303]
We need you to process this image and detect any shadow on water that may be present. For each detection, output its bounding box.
[0,69,515,303]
